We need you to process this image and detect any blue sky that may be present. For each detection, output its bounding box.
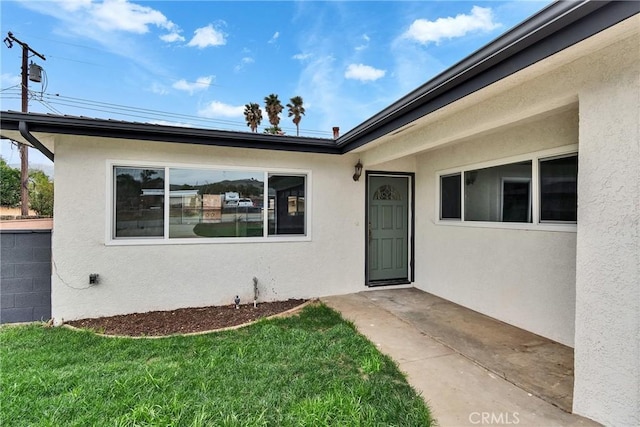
[1,0,550,170]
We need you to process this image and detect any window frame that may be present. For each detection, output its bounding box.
[435,145,577,232]
[439,172,462,220]
[106,160,311,245]
[539,153,579,224]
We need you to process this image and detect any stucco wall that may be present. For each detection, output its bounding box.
[414,109,578,346]
[572,33,640,426]
[51,138,365,321]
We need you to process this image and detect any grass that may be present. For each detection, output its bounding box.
[0,304,433,426]
[193,221,263,237]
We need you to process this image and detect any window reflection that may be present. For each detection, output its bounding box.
[464,161,532,222]
[269,175,306,235]
[114,167,165,238]
[540,155,578,222]
[169,169,264,238]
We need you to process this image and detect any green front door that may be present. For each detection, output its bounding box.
[367,175,409,283]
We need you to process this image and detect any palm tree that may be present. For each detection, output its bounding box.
[286,96,305,136]
[244,103,262,132]
[264,93,284,129]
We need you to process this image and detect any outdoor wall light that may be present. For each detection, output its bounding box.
[353,160,363,181]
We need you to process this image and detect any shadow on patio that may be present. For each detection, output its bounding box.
[322,288,595,426]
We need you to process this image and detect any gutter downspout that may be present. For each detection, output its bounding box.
[19,120,54,162]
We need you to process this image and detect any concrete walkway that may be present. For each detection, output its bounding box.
[322,289,600,427]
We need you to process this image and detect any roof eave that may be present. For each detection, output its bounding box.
[0,111,341,155]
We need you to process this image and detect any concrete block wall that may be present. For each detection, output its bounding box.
[0,230,52,323]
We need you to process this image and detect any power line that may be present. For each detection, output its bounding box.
[0,88,332,136]
[2,31,47,216]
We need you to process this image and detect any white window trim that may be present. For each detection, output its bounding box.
[439,173,462,221]
[105,160,312,246]
[435,145,578,232]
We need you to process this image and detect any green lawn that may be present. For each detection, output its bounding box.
[193,221,263,237]
[0,304,433,426]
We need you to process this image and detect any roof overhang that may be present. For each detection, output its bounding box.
[0,112,341,155]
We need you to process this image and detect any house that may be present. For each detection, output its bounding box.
[1,1,638,425]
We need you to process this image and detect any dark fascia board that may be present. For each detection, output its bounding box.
[338,0,640,152]
[0,111,341,155]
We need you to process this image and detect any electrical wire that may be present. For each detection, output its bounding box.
[0,88,332,136]
[36,98,64,115]
[1,84,21,92]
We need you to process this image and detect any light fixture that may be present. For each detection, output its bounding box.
[353,160,363,181]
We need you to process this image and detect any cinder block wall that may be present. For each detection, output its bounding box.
[0,230,51,323]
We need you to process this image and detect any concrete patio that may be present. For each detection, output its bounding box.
[322,288,600,427]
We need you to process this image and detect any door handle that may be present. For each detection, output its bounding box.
[368,222,372,243]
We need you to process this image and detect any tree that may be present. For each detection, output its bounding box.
[264,93,284,134]
[263,125,284,135]
[0,157,21,207]
[244,103,262,132]
[28,169,54,217]
[286,96,305,136]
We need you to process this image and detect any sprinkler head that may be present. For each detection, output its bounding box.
[234,295,240,309]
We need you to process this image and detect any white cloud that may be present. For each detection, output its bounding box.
[160,31,185,43]
[292,53,312,61]
[268,31,280,44]
[148,82,169,95]
[91,0,178,34]
[403,6,500,45]
[355,34,370,51]
[172,75,214,94]
[294,55,341,133]
[344,64,386,82]
[16,0,185,62]
[234,57,255,73]
[57,0,92,12]
[198,101,244,118]
[187,24,226,48]
[0,73,21,88]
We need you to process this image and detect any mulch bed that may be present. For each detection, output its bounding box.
[66,299,307,337]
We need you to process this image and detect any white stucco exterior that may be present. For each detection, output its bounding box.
[572,27,640,427]
[414,110,579,347]
[50,138,366,321]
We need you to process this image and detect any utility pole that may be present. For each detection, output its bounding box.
[3,32,46,216]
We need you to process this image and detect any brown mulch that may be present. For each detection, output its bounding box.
[66,299,307,337]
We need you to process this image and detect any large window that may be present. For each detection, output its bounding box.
[112,165,308,241]
[437,150,577,228]
[169,169,264,238]
[464,161,532,223]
